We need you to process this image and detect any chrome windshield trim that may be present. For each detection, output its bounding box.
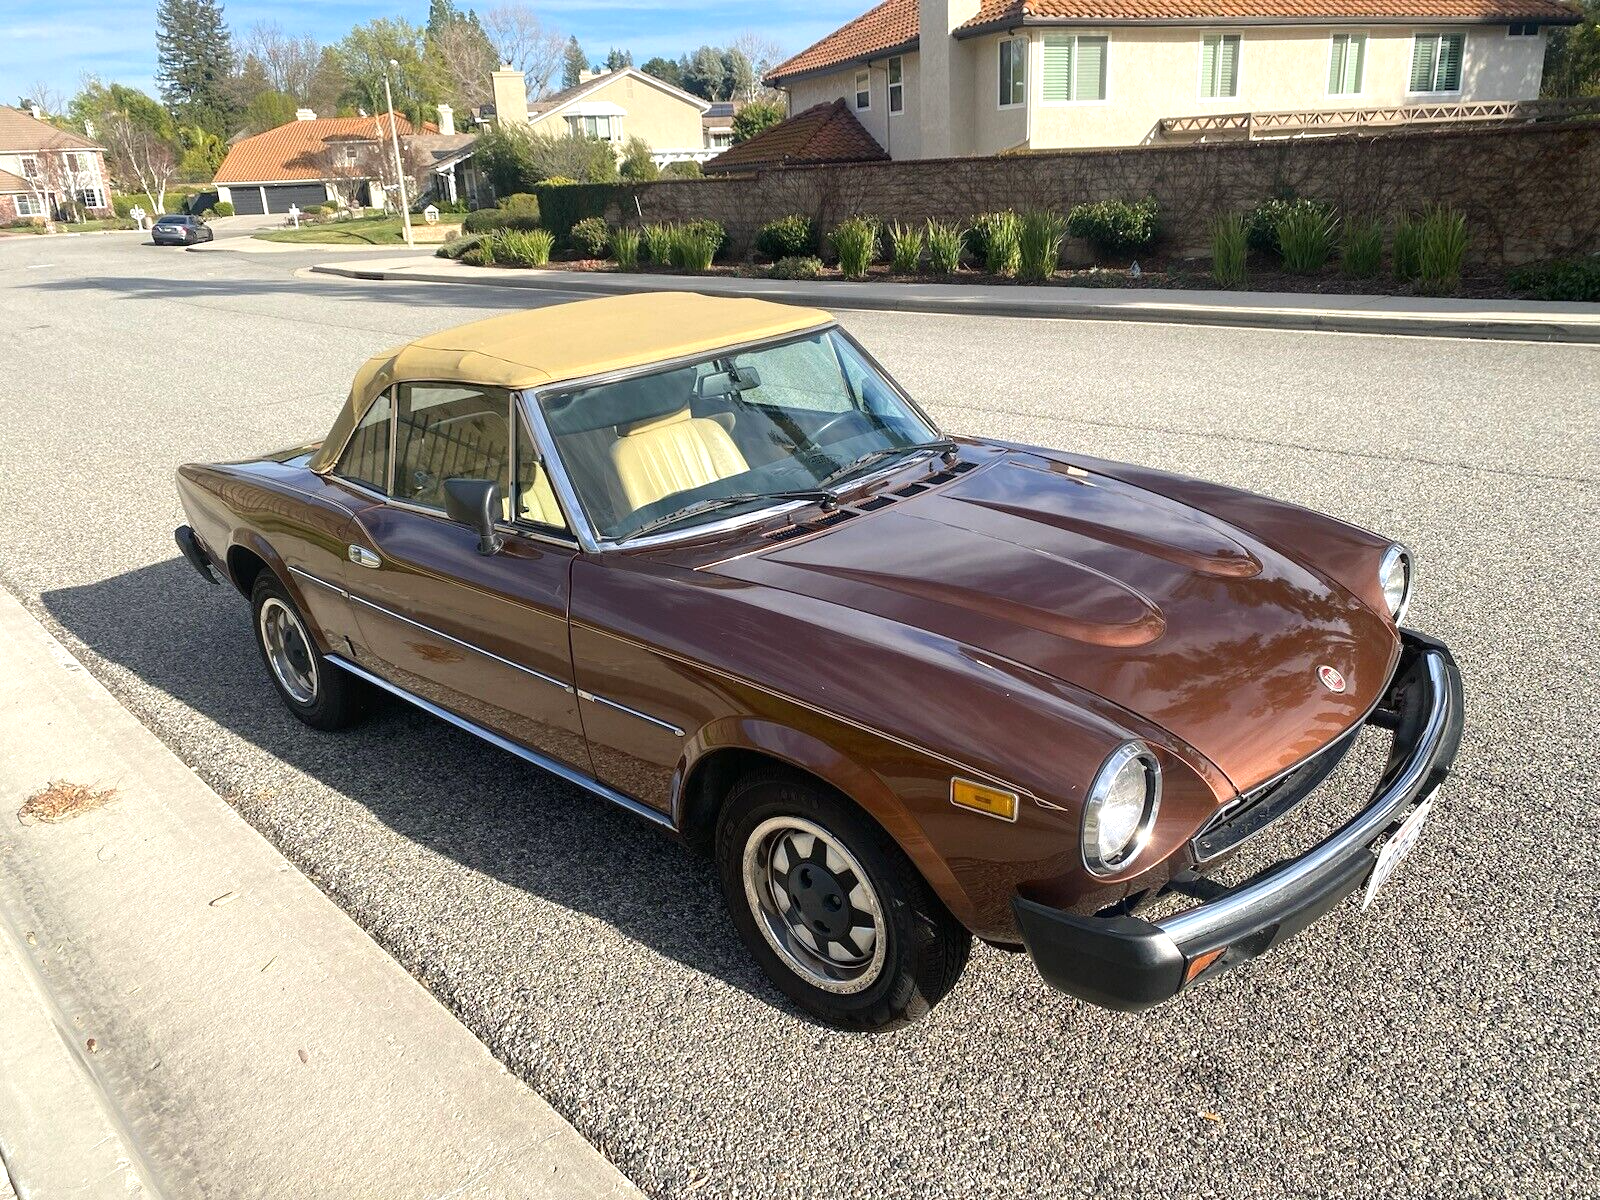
[325,654,674,831]
[345,593,574,693]
[287,565,347,598]
[576,689,685,737]
[1159,648,1452,946]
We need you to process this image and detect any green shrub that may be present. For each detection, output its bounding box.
[755,214,816,260]
[210,200,234,217]
[888,221,924,273]
[1244,196,1298,254]
[464,208,506,233]
[1340,215,1383,279]
[1276,203,1338,273]
[1066,197,1159,258]
[619,137,660,181]
[610,226,641,270]
[830,216,879,278]
[494,228,555,267]
[662,160,702,179]
[1210,213,1248,289]
[1507,256,1600,301]
[642,222,674,264]
[969,211,1021,275]
[461,242,496,266]
[436,232,485,260]
[681,218,726,259]
[1392,215,1422,281]
[770,255,824,280]
[570,215,610,257]
[1416,205,1468,294]
[668,221,719,270]
[1018,210,1067,282]
[925,219,964,275]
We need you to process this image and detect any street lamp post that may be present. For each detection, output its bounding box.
[381,59,415,249]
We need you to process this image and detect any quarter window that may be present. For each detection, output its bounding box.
[854,70,870,110]
[1328,33,1367,95]
[1200,34,1241,99]
[1410,33,1464,92]
[335,390,392,494]
[1042,34,1107,103]
[999,37,1027,107]
[393,384,511,511]
[888,56,904,113]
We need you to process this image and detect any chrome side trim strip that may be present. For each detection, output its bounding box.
[288,565,347,598]
[345,593,574,693]
[1159,649,1452,945]
[326,655,675,830]
[576,689,685,737]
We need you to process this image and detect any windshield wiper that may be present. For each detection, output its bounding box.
[817,439,958,491]
[616,489,837,544]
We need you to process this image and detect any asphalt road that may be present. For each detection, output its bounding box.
[2,231,1596,1200]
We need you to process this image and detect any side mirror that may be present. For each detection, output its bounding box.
[442,477,504,555]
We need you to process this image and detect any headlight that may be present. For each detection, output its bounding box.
[1082,742,1161,877]
[1379,544,1412,623]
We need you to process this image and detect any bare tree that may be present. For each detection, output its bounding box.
[20,79,67,118]
[431,19,499,110]
[240,22,322,102]
[314,119,432,212]
[729,31,786,101]
[484,4,565,100]
[101,111,178,213]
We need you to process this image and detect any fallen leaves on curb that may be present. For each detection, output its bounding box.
[18,781,117,825]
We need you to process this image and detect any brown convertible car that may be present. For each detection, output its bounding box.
[175,293,1462,1029]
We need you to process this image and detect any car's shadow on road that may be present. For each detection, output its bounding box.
[41,556,791,1014]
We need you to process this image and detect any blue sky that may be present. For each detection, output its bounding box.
[4,1,862,103]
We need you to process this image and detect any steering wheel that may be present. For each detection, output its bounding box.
[808,410,859,447]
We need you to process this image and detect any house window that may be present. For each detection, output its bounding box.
[15,194,42,217]
[854,70,871,110]
[1507,22,1540,36]
[1041,34,1106,103]
[999,37,1027,107]
[65,152,94,175]
[1410,33,1464,93]
[20,156,38,179]
[1200,34,1241,99]
[888,56,904,113]
[566,114,617,140]
[1327,33,1367,95]
[76,187,104,209]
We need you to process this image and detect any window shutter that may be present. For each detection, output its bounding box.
[1410,35,1438,91]
[1201,35,1218,97]
[1437,34,1463,90]
[1327,36,1344,94]
[1042,35,1072,102]
[1076,36,1107,101]
[1217,35,1238,97]
[1347,35,1366,93]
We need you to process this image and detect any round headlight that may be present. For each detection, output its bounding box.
[1082,742,1161,877]
[1379,544,1412,623]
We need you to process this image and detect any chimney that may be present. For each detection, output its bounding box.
[919,0,981,158]
[30,104,43,120]
[578,69,602,84]
[490,64,529,126]
[436,103,455,136]
[295,108,317,121]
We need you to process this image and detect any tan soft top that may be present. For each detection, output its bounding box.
[309,292,832,473]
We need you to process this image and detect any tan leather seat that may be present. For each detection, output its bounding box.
[610,407,748,512]
[501,466,566,528]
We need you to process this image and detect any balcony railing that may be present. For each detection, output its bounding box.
[1158,96,1600,140]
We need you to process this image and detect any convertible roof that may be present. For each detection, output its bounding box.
[310,292,832,473]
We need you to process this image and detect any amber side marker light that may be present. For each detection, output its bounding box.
[950,778,1020,823]
[1183,948,1227,985]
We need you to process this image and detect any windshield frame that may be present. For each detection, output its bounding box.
[518,322,944,554]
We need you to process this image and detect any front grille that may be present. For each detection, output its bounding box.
[1190,727,1361,863]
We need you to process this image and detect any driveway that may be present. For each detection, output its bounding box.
[0,233,1594,1199]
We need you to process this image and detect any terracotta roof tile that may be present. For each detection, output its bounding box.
[703,99,889,173]
[0,105,102,152]
[767,0,1579,80]
[213,113,419,185]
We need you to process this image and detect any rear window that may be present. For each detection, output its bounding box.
[156,215,187,225]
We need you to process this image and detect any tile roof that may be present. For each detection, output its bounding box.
[702,99,889,173]
[0,166,31,193]
[767,0,1579,80]
[0,105,103,153]
[213,113,419,185]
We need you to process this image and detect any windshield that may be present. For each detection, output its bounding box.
[534,327,940,542]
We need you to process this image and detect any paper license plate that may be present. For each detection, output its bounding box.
[1362,799,1433,910]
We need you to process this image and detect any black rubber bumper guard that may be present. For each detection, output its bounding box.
[1013,630,1464,1012]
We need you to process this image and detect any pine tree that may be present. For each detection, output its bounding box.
[155,0,237,136]
[561,37,587,89]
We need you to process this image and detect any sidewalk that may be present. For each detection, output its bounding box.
[0,585,640,1200]
[310,254,1600,342]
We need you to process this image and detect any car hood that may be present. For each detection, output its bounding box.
[710,452,1397,792]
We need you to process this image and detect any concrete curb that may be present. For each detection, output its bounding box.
[308,258,1600,343]
[0,585,642,1200]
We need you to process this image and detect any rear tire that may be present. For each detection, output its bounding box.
[716,768,971,1030]
[250,572,366,730]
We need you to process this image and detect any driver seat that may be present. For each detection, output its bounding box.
[610,406,748,513]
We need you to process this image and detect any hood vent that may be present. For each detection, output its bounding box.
[765,509,857,542]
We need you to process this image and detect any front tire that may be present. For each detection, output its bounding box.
[250,572,365,730]
[716,769,971,1030]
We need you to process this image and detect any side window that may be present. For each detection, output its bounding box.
[393,383,510,511]
[512,408,569,531]
[335,390,391,493]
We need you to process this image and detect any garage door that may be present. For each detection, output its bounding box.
[231,183,330,215]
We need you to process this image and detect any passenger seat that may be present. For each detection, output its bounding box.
[610,406,749,512]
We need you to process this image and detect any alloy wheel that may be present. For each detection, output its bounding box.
[258,596,319,705]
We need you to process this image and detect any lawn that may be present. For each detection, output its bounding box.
[255,215,462,245]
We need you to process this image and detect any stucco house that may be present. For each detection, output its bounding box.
[489,66,714,166]
[766,0,1583,157]
[0,105,112,223]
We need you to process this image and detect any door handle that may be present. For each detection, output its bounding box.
[347,545,381,569]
